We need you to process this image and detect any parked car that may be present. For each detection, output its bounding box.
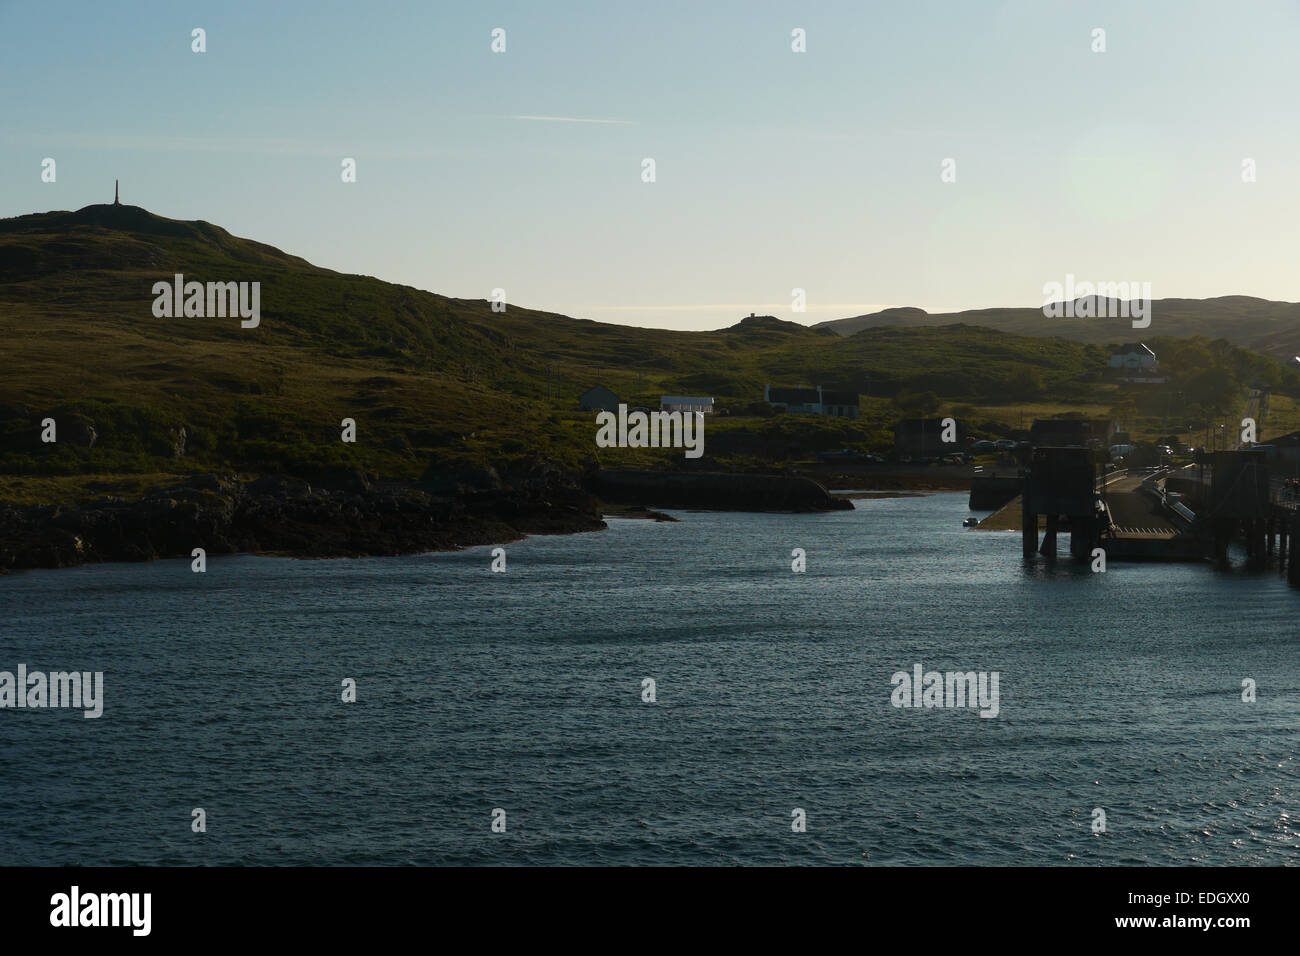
[993,439,1017,451]
[970,440,996,453]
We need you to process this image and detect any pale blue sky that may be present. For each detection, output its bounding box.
[3,0,1298,329]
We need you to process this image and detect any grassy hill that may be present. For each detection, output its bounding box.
[2,203,1298,502]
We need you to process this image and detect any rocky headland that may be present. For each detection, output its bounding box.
[0,465,850,573]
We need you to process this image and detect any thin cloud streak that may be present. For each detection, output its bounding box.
[504,114,633,125]
[0,128,455,160]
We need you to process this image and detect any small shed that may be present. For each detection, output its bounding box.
[579,385,620,412]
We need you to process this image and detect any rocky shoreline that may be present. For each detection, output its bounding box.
[0,461,605,573]
[0,466,851,573]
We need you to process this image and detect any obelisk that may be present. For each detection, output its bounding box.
[114,180,120,205]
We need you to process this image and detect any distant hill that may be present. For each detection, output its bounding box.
[817,296,1300,361]
[721,313,838,336]
[1,204,1296,490]
[0,204,323,278]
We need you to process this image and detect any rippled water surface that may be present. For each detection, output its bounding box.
[1,492,1297,865]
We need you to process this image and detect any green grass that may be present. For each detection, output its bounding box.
[2,203,1296,497]
[0,472,190,506]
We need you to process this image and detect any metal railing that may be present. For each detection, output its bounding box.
[1096,468,1127,489]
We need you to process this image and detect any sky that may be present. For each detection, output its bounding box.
[2,0,1299,330]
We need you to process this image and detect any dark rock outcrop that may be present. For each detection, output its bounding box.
[62,413,97,448]
[0,462,605,572]
[166,425,187,458]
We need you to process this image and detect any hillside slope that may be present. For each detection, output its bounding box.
[818,297,1300,360]
[2,204,1296,492]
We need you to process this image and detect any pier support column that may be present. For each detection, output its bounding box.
[1249,519,1266,564]
[1040,514,1058,558]
[1213,518,1233,562]
[1290,517,1300,586]
[1022,496,1036,558]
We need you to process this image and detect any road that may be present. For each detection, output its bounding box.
[1103,474,1180,537]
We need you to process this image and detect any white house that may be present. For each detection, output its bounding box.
[660,395,714,415]
[1107,343,1164,383]
[764,384,860,418]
